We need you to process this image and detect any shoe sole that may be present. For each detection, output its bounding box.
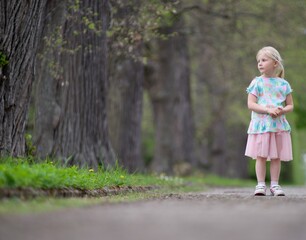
[254,193,266,196]
[270,193,285,196]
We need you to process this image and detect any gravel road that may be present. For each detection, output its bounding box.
[1,187,306,240]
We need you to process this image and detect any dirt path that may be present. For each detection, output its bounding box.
[1,186,306,240]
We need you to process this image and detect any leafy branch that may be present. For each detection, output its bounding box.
[0,51,9,68]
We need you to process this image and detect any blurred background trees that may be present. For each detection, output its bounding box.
[107,0,145,172]
[1,0,306,183]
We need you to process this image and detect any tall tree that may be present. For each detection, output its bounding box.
[107,0,178,172]
[34,0,66,158]
[0,0,47,156]
[107,1,144,172]
[146,9,197,174]
[34,0,115,168]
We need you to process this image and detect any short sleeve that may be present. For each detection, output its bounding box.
[246,78,259,97]
[285,81,293,95]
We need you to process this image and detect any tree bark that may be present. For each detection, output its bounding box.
[0,0,47,156]
[34,0,66,158]
[34,0,115,168]
[146,13,197,174]
[54,0,115,168]
[108,58,144,172]
[107,1,144,173]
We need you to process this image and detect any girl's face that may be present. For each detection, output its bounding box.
[257,53,278,77]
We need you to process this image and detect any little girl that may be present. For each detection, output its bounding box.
[245,46,294,196]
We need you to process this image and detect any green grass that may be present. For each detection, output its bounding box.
[0,157,257,214]
[0,157,199,191]
[0,157,177,189]
[0,157,255,190]
[0,159,126,189]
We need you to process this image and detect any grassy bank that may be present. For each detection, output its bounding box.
[0,157,256,214]
[0,157,255,190]
[0,157,180,190]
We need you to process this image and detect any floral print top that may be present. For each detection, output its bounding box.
[246,76,292,134]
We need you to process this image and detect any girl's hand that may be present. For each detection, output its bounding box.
[267,107,280,118]
[276,107,283,116]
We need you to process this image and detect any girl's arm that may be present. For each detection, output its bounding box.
[248,94,266,113]
[247,93,278,117]
[280,93,294,114]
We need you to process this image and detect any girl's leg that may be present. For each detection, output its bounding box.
[269,158,285,196]
[255,157,267,183]
[270,158,281,184]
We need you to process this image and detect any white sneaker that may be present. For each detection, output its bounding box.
[254,185,266,196]
[270,185,285,196]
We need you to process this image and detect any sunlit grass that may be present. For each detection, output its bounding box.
[0,157,256,191]
[0,157,257,214]
[0,157,183,190]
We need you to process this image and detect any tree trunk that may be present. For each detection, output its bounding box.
[146,13,197,175]
[227,124,249,178]
[107,1,144,173]
[34,0,66,158]
[0,0,47,156]
[55,0,115,168]
[108,58,144,172]
[209,92,228,176]
[198,45,229,176]
[34,0,115,168]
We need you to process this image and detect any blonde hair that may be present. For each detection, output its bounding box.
[256,46,285,78]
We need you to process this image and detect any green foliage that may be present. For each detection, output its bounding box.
[108,0,179,61]
[68,0,80,12]
[40,1,105,80]
[0,51,9,68]
[0,159,119,189]
[25,134,36,157]
[0,157,182,189]
[0,157,257,190]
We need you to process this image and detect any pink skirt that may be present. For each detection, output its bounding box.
[245,131,292,161]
